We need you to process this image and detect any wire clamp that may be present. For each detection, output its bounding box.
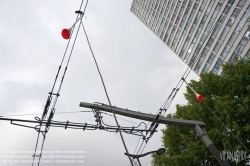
[75,10,84,15]
[65,120,69,129]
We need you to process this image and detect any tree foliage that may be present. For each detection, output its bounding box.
[152,59,250,166]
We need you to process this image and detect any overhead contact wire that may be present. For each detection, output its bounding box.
[203,102,250,152]
[32,1,86,165]
[81,22,134,166]
[136,1,233,156]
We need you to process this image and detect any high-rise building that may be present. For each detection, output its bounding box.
[131,0,250,75]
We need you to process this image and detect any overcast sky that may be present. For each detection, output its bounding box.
[0,1,199,166]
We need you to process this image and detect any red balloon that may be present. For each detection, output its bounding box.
[196,93,204,102]
[61,28,71,40]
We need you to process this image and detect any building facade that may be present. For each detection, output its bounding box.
[131,0,250,75]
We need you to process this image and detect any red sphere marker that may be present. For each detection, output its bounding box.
[196,93,204,102]
[61,28,71,39]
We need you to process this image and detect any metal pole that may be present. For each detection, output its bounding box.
[136,158,142,166]
[80,102,231,165]
[194,124,230,166]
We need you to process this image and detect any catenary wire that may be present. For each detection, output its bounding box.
[159,0,232,116]
[134,136,142,154]
[0,110,93,117]
[36,16,84,166]
[32,1,86,165]
[203,102,250,152]
[0,110,149,130]
[136,139,145,155]
[81,22,134,166]
[101,112,147,126]
[135,0,234,156]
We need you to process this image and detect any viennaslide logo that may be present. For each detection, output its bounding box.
[220,149,248,165]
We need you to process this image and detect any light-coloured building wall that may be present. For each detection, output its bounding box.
[131,0,250,75]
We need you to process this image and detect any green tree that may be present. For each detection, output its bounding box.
[152,59,250,166]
